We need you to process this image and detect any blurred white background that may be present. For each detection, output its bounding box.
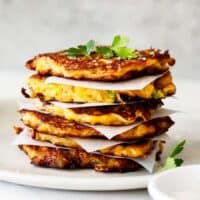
[0,0,199,79]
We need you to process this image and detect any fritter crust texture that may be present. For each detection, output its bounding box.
[20,145,142,172]
[26,49,175,81]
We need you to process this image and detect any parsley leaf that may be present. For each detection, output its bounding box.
[66,47,85,57]
[160,140,186,171]
[66,40,95,57]
[112,35,129,48]
[169,140,186,158]
[174,158,184,167]
[86,40,95,55]
[111,35,138,59]
[113,47,138,59]
[96,47,114,58]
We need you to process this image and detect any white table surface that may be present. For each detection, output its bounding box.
[0,71,198,200]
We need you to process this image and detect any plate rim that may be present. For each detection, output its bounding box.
[0,167,152,190]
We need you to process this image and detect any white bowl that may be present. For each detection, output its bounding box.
[148,165,200,200]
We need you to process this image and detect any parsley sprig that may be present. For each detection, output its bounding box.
[65,35,138,59]
[160,140,186,171]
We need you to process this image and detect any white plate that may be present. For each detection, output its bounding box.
[0,74,199,191]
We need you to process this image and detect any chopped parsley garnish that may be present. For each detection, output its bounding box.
[65,35,138,59]
[160,140,186,171]
[152,90,164,99]
[107,90,115,101]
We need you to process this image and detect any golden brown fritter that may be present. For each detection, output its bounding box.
[19,109,174,140]
[26,49,175,81]
[32,130,82,150]
[28,129,156,159]
[34,99,162,125]
[19,109,102,138]
[25,71,176,103]
[98,140,155,158]
[20,145,142,172]
[113,116,174,141]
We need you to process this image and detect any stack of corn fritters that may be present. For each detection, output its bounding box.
[15,47,176,172]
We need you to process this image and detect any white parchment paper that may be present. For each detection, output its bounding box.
[45,73,165,90]
[19,97,120,109]
[86,108,177,139]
